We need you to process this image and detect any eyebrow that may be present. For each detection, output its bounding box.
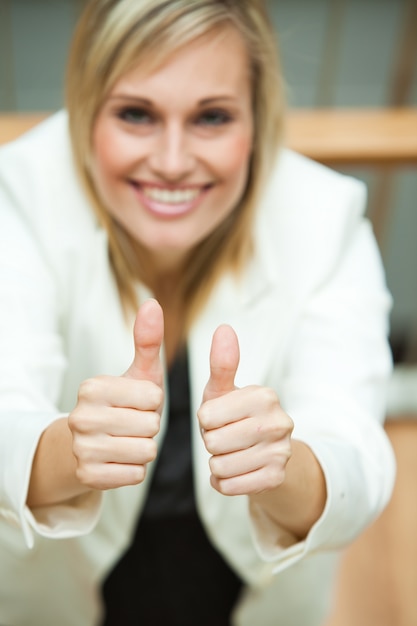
[108,94,238,105]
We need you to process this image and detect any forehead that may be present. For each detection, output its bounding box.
[111,26,252,99]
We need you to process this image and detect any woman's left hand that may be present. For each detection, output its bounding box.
[197,325,294,496]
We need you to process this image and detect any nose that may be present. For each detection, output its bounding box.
[148,121,195,182]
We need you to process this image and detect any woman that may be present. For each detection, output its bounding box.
[0,1,395,625]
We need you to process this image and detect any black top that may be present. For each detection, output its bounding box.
[101,349,242,626]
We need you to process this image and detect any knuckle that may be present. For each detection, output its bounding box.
[270,414,294,441]
[197,406,206,429]
[129,464,146,485]
[267,460,286,489]
[67,410,77,433]
[203,429,217,453]
[77,377,103,401]
[71,435,92,465]
[261,386,280,408]
[74,463,94,488]
[197,405,213,431]
[152,385,164,407]
[209,455,222,477]
[217,478,236,496]
[286,414,295,434]
[70,436,82,460]
[148,413,161,437]
[143,438,158,463]
[68,409,89,435]
[139,381,163,408]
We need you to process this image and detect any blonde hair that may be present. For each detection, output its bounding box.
[66,0,285,329]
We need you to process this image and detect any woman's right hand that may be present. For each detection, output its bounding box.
[68,299,164,491]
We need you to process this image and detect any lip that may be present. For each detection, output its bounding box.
[129,181,212,219]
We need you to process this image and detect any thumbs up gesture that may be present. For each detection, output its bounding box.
[68,299,164,491]
[198,325,294,496]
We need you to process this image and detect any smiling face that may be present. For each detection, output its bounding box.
[91,26,254,274]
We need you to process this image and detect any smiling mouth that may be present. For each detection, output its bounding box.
[142,186,202,204]
[129,181,212,217]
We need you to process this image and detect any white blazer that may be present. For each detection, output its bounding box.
[0,111,395,626]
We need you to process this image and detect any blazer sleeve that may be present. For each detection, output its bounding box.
[248,153,396,570]
[0,131,102,548]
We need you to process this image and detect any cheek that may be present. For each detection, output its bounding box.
[216,134,252,184]
[93,122,114,176]
[92,120,134,182]
[90,124,129,213]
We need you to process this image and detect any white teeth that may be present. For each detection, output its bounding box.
[143,186,200,204]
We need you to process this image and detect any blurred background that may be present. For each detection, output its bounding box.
[1,0,416,392]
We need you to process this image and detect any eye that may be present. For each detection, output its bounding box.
[117,106,153,125]
[196,109,233,127]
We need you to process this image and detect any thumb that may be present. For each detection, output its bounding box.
[124,299,164,386]
[203,324,240,401]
